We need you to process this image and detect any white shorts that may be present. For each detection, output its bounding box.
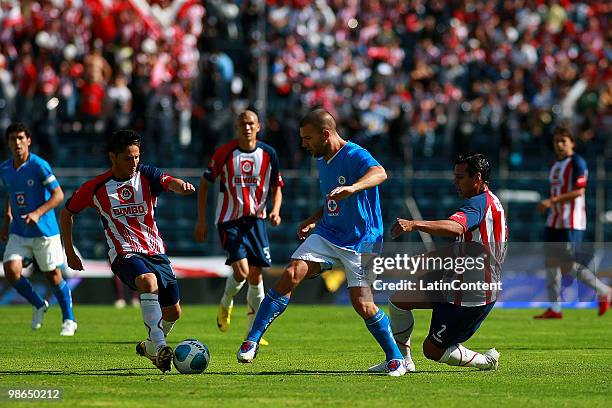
[3,234,64,272]
[291,234,375,288]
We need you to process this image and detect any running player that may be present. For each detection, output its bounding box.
[236,109,408,376]
[534,127,611,318]
[370,153,505,372]
[60,129,195,372]
[0,123,76,335]
[194,110,282,344]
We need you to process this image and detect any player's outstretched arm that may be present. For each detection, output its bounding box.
[24,186,64,225]
[194,177,209,242]
[269,186,282,227]
[167,178,196,195]
[328,166,387,201]
[297,207,323,240]
[391,218,464,239]
[60,208,83,271]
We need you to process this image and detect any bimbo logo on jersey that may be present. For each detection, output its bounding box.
[112,202,148,218]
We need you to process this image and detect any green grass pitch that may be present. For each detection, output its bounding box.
[0,305,610,407]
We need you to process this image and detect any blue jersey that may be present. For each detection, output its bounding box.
[0,153,60,237]
[314,142,383,253]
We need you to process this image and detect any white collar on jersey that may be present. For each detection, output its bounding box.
[325,143,347,164]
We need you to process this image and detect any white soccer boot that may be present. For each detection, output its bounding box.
[480,348,500,371]
[60,319,78,336]
[386,359,408,377]
[237,340,259,363]
[368,357,415,373]
[32,300,49,330]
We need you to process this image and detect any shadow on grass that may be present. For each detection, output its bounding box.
[0,368,161,376]
[0,368,470,376]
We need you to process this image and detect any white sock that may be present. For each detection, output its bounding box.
[546,266,562,311]
[220,274,245,308]
[161,319,176,337]
[389,301,414,362]
[246,282,265,331]
[570,264,612,296]
[140,293,165,352]
[439,344,490,369]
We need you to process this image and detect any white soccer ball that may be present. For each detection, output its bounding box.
[173,339,210,374]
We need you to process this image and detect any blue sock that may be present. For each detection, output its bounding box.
[52,280,75,321]
[12,276,45,308]
[246,288,289,342]
[365,309,403,361]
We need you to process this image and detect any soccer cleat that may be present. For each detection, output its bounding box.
[533,308,563,319]
[154,345,174,373]
[237,340,259,363]
[114,299,126,309]
[480,348,500,371]
[217,304,233,332]
[32,300,49,330]
[136,341,157,364]
[60,319,78,336]
[368,358,415,373]
[386,359,407,377]
[597,293,611,316]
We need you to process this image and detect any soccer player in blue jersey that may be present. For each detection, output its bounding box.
[236,109,407,376]
[0,123,76,335]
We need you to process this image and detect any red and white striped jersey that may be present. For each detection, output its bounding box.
[204,140,283,224]
[448,189,508,306]
[66,165,174,263]
[546,154,588,230]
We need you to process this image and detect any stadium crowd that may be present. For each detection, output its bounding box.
[0,0,610,168]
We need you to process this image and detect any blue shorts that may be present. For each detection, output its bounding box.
[544,227,591,265]
[427,302,495,349]
[111,253,180,307]
[217,217,271,267]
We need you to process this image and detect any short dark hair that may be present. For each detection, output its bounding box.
[553,126,575,142]
[299,109,337,133]
[107,129,141,154]
[455,153,491,183]
[5,123,32,140]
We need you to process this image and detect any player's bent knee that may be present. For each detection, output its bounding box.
[134,273,158,293]
[3,262,21,283]
[422,339,444,361]
[163,303,181,321]
[283,263,307,287]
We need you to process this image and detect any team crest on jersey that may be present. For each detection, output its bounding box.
[15,192,26,207]
[27,179,34,187]
[326,198,340,216]
[338,176,346,185]
[117,185,135,204]
[241,159,254,175]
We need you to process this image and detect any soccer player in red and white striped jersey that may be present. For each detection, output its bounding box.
[534,128,610,318]
[374,153,504,373]
[60,130,196,372]
[194,110,283,342]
